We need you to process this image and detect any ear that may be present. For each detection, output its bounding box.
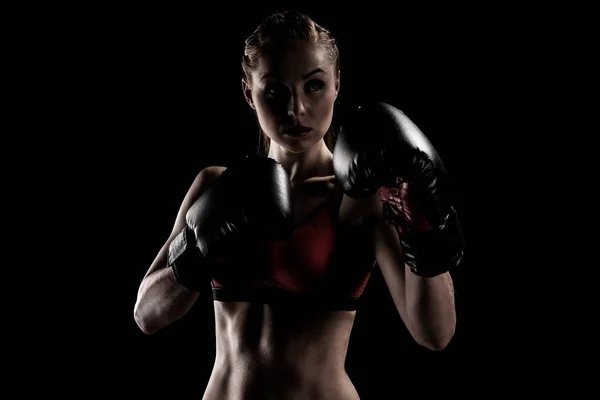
[334,70,341,99]
[242,79,255,109]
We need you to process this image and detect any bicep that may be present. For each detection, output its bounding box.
[142,166,225,280]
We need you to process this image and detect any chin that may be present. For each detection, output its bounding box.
[278,132,325,153]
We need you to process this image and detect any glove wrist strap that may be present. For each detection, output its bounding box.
[400,206,466,278]
[167,227,211,291]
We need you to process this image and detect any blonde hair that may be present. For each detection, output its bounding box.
[241,10,341,156]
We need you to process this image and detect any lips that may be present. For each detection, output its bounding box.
[281,125,312,136]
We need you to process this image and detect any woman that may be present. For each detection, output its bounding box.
[134,10,463,400]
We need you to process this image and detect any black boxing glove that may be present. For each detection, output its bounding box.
[168,155,293,290]
[333,101,465,277]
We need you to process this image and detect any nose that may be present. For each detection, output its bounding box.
[287,92,306,118]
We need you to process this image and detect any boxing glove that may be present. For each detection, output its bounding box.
[168,155,293,290]
[333,101,465,277]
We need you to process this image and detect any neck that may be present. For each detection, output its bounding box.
[268,140,333,183]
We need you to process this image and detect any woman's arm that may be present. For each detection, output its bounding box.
[133,166,224,334]
[372,217,456,351]
[330,101,464,349]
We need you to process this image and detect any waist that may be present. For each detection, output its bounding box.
[214,347,349,382]
[205,361,358,400]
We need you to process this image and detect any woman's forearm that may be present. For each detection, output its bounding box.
[405,270,456,350]
[134,266,200,334]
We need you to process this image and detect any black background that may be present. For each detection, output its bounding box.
[23,1,586,397]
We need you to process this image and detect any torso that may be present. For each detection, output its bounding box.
[202,167,380,400]
[205,302,360,400]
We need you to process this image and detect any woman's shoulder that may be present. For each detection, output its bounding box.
[186,165,227,197]
[199,165,226,180]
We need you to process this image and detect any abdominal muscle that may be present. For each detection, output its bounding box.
[202,300,361,400]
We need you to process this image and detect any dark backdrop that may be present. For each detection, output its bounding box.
[45,2,560,398]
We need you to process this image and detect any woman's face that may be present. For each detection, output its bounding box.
[243,40,339,153]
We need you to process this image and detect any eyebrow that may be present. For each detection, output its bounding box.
[261,68,326,81]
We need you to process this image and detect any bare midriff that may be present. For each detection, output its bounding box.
[203,300,361,400]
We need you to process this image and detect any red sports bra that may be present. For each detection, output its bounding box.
[211,183,376,310]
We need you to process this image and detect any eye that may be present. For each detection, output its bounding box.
[305,79,324,92]
[264,83,287,99]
